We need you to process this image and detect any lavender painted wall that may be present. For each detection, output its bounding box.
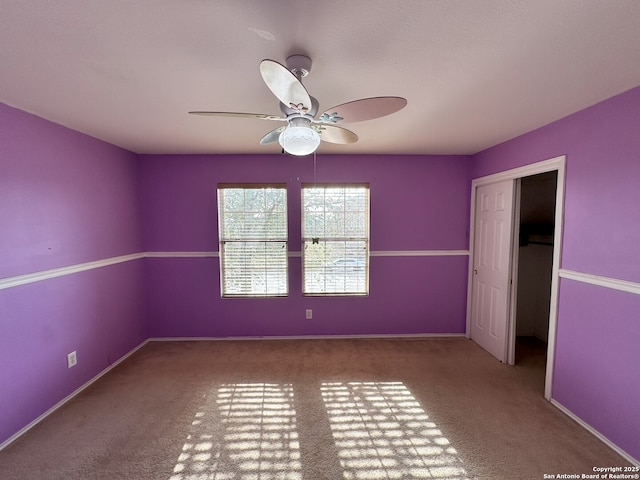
[472,86,640,460]
[554,280,640,460]
[473,86,640,283]
[0,262,145,445]
[138,154,471,338]
[0,104,142,278]
[0,103,146,445]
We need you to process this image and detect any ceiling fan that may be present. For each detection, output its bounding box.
[189,54,407,156]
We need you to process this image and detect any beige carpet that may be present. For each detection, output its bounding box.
[0,338,630,479]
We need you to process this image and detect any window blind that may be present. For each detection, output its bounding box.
[218,184,288,297]
[302,184,370,295]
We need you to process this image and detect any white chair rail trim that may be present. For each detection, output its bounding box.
[12,252,640,294]
[0,250,469,290]
[559,269,640,295]
[0,253,144,290]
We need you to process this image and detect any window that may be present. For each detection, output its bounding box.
[302,184,370,296]
[217,184,288,297]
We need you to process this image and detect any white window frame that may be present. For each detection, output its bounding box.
[301,183,370,296]
[217,184,288,298]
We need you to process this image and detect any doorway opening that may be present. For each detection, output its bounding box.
[467,155,565,400]
[512,171,558,386]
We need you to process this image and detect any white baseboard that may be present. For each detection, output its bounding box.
[148,333,467,342]
[550,399,639,466]
[0,339,150,452]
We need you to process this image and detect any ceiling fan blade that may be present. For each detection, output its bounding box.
[188,111,284,121]
[259,126,286,145]
[259,59,312,112]
[315,124,358,144]
[319,96,407,124]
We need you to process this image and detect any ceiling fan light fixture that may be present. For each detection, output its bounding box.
[278,123,320,156]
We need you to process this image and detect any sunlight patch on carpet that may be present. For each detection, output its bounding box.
[169,383,301,480]
[321,381,470,479]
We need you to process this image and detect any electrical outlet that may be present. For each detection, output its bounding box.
[305,309,313,320]
[67,351,77,368]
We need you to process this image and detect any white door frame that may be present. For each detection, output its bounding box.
[507,178,522,366]
[466,155,566,400]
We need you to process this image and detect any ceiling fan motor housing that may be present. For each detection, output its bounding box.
[286,54,312,77]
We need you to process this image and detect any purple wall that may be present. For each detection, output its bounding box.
[0,105,142,278]
[138,154,471,338]
[554,280,640,458]
[0,103,146,445]
[472,86,640,460]
[473,87,640,283]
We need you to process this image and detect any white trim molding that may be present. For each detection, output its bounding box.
[146,250,470,258]
[370,250,469,257]
[0,253,144,290]
[471,155,566,186]
[148,333,467,342]
[0,339,150,452]
[145,251,218,258]
[292,250,468,258]
[559,269,640,295]
[551,400,640,466]
[0,250,469,290]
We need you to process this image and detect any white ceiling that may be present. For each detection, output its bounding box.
[2,0,640,155]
